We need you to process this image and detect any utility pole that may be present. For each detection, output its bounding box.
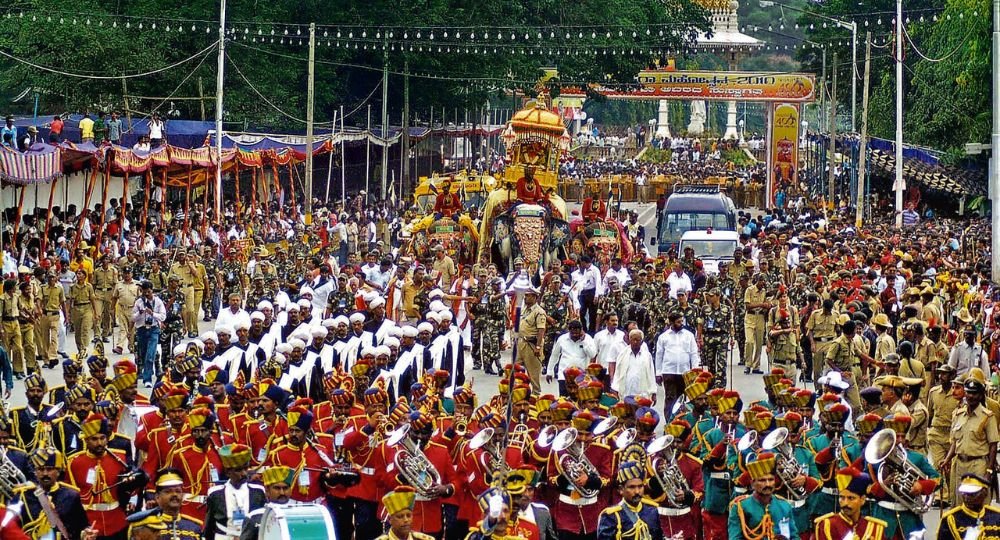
[818,49,826,132]
[304,22,316,224]
[198,77,206,121]
[827,53,838,208]
[855,33,872,228]
[894,0,904,228]
[992,0,1000,277]
[380,42,389,199]
[402,59,411,194]
[214,0,226,224]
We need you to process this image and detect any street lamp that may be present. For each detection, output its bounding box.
[759,0,856,133]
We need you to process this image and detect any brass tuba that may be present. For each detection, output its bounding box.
[552,428,599,499]
[469,427,509,484]
[761,427,809,501]
[647,435,689,507]
[864,428,933,513]
[387,424,442,498]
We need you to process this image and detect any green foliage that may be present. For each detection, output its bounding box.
[721,147,756,167]
[0,0,710,130]
[639,147,673,163]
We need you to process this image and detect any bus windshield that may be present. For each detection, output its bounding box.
[661,213,732,245]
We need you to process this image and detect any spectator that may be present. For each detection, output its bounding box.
[107,111,123,145]
[94,111,108,143]
[1,116,16,148]
[148,112,166,148]
[79,113,95,144]
[48,115,63,143]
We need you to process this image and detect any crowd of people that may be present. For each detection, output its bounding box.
[0,162,993,540]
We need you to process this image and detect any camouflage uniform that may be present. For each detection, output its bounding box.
[540,289,569,371]
[648,290,673,351]
[245,284,273,309]
[202,255,220,319]
[327,288,356,317]
[670,300,701,334]
[481,292,508,373]
[701,301,733,388]
[468,283,489,369]
[597,291,627,326]
[220,260,245,300]
[147,269,168,294]
[412,288,431,319]
[161,284,186,373]
[734,280,749,364]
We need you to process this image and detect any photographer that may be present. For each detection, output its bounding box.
[132,281,166,388]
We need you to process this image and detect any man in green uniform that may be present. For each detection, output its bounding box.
[727,453,797,540]
[480,278,508,376]
[699,288,732,389]
[540,277,569,373]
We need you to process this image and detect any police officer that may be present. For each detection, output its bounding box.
[91,255,118,344]
[928,364,960,505]
[699,288,732,389]
[67,269,96,355]
[942,368,1000,505]
[743,272,769,375]
[112,267,140,356]
[0,280,23,379]
[768,310,803,382]
[516,288,546,393]
[807,299,839,388]
[825,320,864,411]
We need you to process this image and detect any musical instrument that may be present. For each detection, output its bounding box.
[737,430,760,453]
[552,428,600,499]
[864,429,933,513]
[453,413,469,437]
[536,425,558,448]
[387,424,442,498]
[469,428,509,483]
[761,428,809,501]
[647,435,689,508]
[0,446,29,501]
[258,503,336,540]
[615,428,647,464]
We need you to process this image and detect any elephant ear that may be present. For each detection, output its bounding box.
[547,218,572,250]
[493,214,513,245]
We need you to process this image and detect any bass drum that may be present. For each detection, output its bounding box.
[258,503,337,540]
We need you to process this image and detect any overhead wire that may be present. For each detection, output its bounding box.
[0,40,219,79]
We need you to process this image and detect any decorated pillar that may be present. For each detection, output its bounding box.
[655,100,671,139]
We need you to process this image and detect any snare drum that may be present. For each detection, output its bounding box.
[258,503,337,540]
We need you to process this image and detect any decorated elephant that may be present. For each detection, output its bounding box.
[569,218,634,265]
[487,202,570,275]
[403,214,479,265]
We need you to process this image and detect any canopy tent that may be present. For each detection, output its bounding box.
[868,149,985,197]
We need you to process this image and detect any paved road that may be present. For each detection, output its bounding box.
[11,200,943,535]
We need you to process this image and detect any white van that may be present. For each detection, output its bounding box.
[679,229,740,274]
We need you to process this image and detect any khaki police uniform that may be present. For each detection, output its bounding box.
[826,334,862,411]
[68,281,96,353]
[39,282,65,363]
[113,278,141,354]
[949,403,1000,504]
[807,310,838,384]
[191,260,208,333]
[15,288,37,374]
[928,383,961,503]
[742,284,767,370]
[170,261,198,335]
[0,291,22,375]
[91,264,118,340]
[516,301,547,393]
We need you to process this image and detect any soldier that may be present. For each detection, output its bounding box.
[376,487,435,540]
[516,288,547,393]
[112,266,141,356]
[480,278,508,376]
[169,251,198,339]
[813,467,886,540]
[147,258,168,294]
[727,453,797,540]
[595,461,663,540]
[0,280,23,379]
[941,368,999,505]
[540,277,569,374]
[670,290,700,335]
[161,275,186,373]
[597,280,626,325]
[733,269,751,368]
[743,272,769,375]
[37,270,66,369]
[937,474,1000,540]
[768,310,803,382]
[219,247,246,304]
[201,245,221,322]
[699,288,732,389]
[67,270,96,356]
[17,447,90,540]
[16,280,37,377]
[91,255,118,344]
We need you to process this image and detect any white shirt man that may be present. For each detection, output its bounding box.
[546,322,598,381]
[948,331,989,377]
[570,262,604,298]
[786,241,801,270]
[612,330,657,398]
[654,318,700,375]
[665,268,692,299]
[603,262,631,290]
[593,315,628,373]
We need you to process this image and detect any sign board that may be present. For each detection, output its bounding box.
[766,103,801,207]
[634,71,816,102]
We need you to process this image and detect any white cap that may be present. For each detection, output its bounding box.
[274,352,286,364]
[384,336,400,348]
[234,319,250,331]
[349,313,366,323]
[335,316,350,326]
[428,289,444,300]
[417,322,434,333]
[388,325,402,338]
[299,286,314,297]
[439,310,454,321]
[285,303,300,312]
[425,311,440,322]
[374,345,391,357]
[257,300,273,311]
[199,331,218,344]
[401,326,419,338]
[288,338,306,350]
[172,344,186,356]
[429,300,447,313]
[360,346,376,357]
[215,325,234,336]
[311,326,328,339]
[368,296,386,309]
[322,318,337,328]
[250,311,265,322]
[276,343,293,354]
[297,299,312,310]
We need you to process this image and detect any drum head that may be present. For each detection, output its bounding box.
[259,503,337,540]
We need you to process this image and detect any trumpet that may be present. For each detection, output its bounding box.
[453,413,469,437]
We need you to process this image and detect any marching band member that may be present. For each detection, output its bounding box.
[547,410,612,540]
[596,461,661,540]
[204,444,266,540]
[507,467,556,540]
[167,407,223,521]
[727,453,797,540]
[141,469,203,538]
[11,374,52,453]
[343,384,391,540]
[812,467,886,540]
[377,486,435,540]
[866,415,939,540]
[770,412,820,539]
[808,401,861,519]
[264,405,339,504]
[243,379,289,465]
[239,466,295,540]
[937,474,1000,540]
[140,388,191,489]
[700,390,746,539]
[645,419,703,540]
[16,447,89,540]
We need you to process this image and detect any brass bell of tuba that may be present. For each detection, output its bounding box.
[864,428,933,513]
[761,427,809,501]
[387,424,442,498]
[646,435,689,508]
[552,428,599,499]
